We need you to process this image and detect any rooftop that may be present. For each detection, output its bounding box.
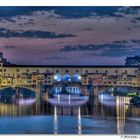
[2,64,140,68]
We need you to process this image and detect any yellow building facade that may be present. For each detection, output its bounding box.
[0,65,140,88]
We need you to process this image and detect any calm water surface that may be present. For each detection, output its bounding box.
[0,87,140,134]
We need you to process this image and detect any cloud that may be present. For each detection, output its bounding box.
[133,25,140,28]
[59,40,140,57]
[87,45,140,57]
[0,28,76,38]
[113,40,128,43]
[45,56,67,60]
[97,48,140,57]
[134,17,140,21]
[131,17,140,24]
[0,6,140,65]
[83,28,93,31]
[0,7,44,18]
[2,17,16,22]
[131,39,140,44]
[1,7,138,20]
[59,44,129,52]
[3,46,16,49]
[117,7,140,15]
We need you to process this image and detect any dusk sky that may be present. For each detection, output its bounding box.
[0,6,140,65]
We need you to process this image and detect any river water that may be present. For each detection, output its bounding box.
[0,87,140,134]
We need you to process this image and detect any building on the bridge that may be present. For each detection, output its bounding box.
[0,63,140,88]
[0,52,12,66]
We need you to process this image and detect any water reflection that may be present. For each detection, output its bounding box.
[54,106,58,134]
[0,86,139,134]
[116,96,131,134]
[78,106,82,134]
[16,98,36,106]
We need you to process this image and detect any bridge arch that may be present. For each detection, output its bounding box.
[0,86,36,96]
[94,85,139,96]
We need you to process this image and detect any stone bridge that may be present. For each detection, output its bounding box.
[0,84,139,97]
[0,85,43,95]
[87,85,139,96]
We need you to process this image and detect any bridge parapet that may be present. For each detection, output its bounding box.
[0,85,38,94]
[92,85,139,96]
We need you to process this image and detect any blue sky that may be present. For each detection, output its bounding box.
[0,6,140,65]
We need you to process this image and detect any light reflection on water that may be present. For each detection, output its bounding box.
[0,87,140,134]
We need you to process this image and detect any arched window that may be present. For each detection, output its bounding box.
[63,74,71,82]
[73,74,81,82]
[53,74,62,82]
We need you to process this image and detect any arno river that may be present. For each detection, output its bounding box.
[0,86,140,134]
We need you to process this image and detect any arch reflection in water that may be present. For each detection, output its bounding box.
[0,87,36,106]
[54,87,62,94]
[66,87,81,95]
[53,86,81,95]
[15,98,36,106]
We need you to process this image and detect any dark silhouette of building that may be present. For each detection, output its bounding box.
[0,52,11,65]
[125,55,140,66]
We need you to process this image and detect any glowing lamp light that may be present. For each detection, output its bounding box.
[78,75,81,80]
[54,74,62,82]
[63,74,71,82]
[68,78,71,81]
[54,76,57,80]
[73,74,81,82]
